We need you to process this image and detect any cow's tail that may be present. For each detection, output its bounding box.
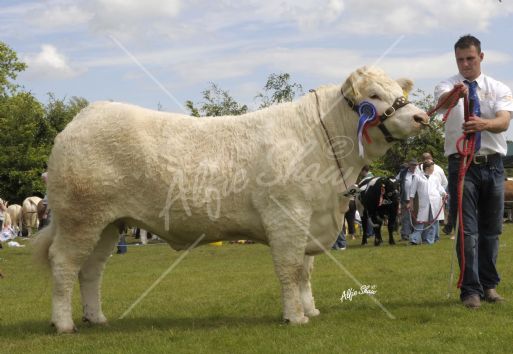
[32,222,55,269]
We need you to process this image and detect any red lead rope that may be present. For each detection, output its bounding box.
[427,86,474,289]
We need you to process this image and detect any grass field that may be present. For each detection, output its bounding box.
[1,226,512,353]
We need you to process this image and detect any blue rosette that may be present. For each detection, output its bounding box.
[356,101,377,157]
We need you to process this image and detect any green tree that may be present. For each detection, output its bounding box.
[186,82,248,117]
[0,92,88,203]
[43,94,89,142]
[0,92,47,202]
[371,89,446,176]
[255,73,303,108]
[0,41,27,97]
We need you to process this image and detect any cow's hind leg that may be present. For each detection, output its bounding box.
[49,225,103,333]
[300,255,320,317]
[79,224,119,326]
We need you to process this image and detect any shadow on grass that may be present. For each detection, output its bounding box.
[0,314,280,336]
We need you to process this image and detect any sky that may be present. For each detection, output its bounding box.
[2,0,513,136]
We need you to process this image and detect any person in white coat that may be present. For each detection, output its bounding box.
[415,152,448,241]
[415,152,448,189]
[408,160,447,245]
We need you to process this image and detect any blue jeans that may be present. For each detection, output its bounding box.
[332,229,347,249]
[400,201,413,239]
[448,155,503,299]
[409,208,437,245]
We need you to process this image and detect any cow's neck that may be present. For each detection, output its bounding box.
[300,86,394,186]
[300,86,364,187]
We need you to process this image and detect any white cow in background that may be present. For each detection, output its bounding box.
[35,66,429,333]
[7,204,23,235]
[22,196,41,236]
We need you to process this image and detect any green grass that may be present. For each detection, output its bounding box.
[1,226,513,353]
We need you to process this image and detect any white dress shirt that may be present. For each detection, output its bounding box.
[434,73,513,156]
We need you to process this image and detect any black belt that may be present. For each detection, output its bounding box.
[449,153,501,165]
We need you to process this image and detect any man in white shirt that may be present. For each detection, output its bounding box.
[434,34,513,309]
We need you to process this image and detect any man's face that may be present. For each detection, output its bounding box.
[455,45,483,81]
[408,164,417,172]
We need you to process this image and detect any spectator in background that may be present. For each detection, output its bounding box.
[396,159,418,241]
[408,160,447,245]
[416,152,448,189]
[357,165,375,239]
[416,152,448,241]
[344,200,357,240]
[38,172,51,230]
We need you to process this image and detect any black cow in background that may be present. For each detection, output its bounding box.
[356,176,400,246]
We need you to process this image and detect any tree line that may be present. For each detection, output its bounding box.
[0,41,444,203]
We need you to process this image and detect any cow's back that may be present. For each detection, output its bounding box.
[47,101,310,246]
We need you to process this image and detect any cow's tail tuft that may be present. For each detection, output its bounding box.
[32,222,55,269]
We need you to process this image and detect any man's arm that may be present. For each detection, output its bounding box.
[463,110,511,134]
[436,83,469,109]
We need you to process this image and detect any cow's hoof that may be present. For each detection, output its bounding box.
[374,240,382,246]
[284,315,309,325]
[305,308,320,317]
[389,240,396,245]
[52,322,78,334]
[82,316,108,326]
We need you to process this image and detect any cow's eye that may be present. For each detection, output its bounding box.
[370,94,381,100]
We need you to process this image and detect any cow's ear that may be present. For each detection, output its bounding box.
[342,69,365,101]
[341,77,359,101]
[396,78,414,98]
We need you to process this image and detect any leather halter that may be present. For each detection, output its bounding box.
[342,92,410,142]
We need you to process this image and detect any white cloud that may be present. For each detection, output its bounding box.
[85,0,181,37]
[337,0,513,35]
[27,3,92,30]
[24,45,82,80]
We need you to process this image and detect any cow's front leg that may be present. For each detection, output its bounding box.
[361,209,369,245]
[300,255,320,318]
[269,235,309,324]
[388,223,396,245]
[373,225,383,246]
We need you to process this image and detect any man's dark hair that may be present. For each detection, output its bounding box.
[454,35,481,53]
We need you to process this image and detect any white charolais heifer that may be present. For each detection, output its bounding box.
[35,66,429,333]
[7,204,23,235]
[22,196,41,236]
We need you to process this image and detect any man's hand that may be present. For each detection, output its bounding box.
[455,82,469,98]
[463,115,488,134]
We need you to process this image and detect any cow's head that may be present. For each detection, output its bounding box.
[381,177,400,205]
[341,66,429,152]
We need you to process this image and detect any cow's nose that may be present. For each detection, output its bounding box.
[414,112,430,126]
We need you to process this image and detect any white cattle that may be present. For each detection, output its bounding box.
[22,196,42,236]
[7,204,22,235]
[35,66,429,333]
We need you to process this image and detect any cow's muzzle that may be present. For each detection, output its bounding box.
[414,112,430,126]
